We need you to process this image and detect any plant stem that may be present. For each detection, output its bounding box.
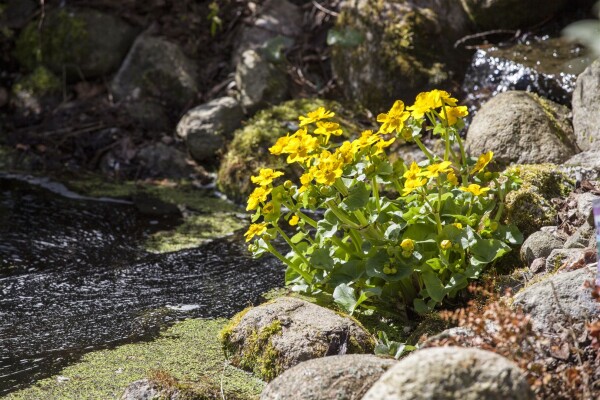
[274,225,312,268]
[265,241,313,283]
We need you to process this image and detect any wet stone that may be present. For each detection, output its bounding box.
[463,38,590,116]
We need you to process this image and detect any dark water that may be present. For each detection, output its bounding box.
[0,177,284,395]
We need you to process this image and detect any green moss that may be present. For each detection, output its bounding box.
[6,319,264,400]
[144,212,246,253]
[529,93,575,148]
[15,9,87,72]
[12,65,60,96]
[220,306,253,350]
[217,98,364,203]
[504,164,573,237]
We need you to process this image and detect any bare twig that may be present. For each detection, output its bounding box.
[311,1,340,17]
[454,29,520,49]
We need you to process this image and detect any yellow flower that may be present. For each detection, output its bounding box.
[377,100,410,134]
[314,121,343,144]
[471,151,494,175]
[244,222,268,242]
[335,141,354,164]
[400,238,415,252]
[402,177,427,196]
[298,169,314,193]
[285,129,319,164]
[442,106,468,126]
[419,161,453,179]
[262,202,274,215]
[408,90,458,118]
[247,186,272,211]
[459,184,490,197]
[453,222,463,229]
[447,170,459,186]
[314,150,344,185]
[251,168,284,186]
[298,107,335,126]
[440,239,452,250]
[373,136,396,155]
[269,134,291,155]
[352,130,378,151]
[289,215,299,226]
[403,161,421,180]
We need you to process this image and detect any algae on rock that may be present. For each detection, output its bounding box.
[217,98,364,203]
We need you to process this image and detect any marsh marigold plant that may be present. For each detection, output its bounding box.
[245,90,522,316]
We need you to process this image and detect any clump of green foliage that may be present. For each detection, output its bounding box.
[244,90,522,317]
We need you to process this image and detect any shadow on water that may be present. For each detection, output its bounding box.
[0,176,284,395]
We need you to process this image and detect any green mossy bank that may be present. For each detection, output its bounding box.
[6,319,264,400]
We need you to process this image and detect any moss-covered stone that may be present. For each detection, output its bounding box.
[504,164,574,237]
[12,65,60,97]
[14,7,136,79]
[6,319,264,400]
[331,0,471,111]
[217,98,365,203]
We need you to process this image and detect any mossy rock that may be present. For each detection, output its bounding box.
[220,297,375,382]
[504,164,574,237]
[216,98,365,203]
[330,0,471,111]
[6,319,264,400]
[10,65,61,115]
[14,7,137,79]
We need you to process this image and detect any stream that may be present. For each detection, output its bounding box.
[0,177,284,395]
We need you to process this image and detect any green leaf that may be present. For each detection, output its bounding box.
[470,238,511,263]
[317,210,338,238]
[333,283,357,313]
[310,248,334,270]
[326,27,364,47]
[290,231,305,244]
[495,224,523,245]
[420,265,446,302]
[342,182,370,211]
[413,298,433,314]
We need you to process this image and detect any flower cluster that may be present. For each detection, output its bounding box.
[245,90,521,316]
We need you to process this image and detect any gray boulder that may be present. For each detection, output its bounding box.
[135,143,196,179]
[176,96,244,162]
[460,0,567,30]
[232,0,302,65]
[576,192,600,226]
[260,354,396,400]
[563,150,600,181]
[15,7,137,79]
[236,49,289,114]
[363,347,534,400]
[520,230,565,266]
[331,0,471,111]
[111,35,198,110]
[572,59,600,151]
[465,91,579,167]
[220,297,375,381]
[513,266,599,334]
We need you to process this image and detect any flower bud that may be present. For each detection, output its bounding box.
[319,186,333,196]
[400,239,415,252]
[453,222,463,229]
[440,239,452,250]
[283,180,293,189]
[383,266,391,274]
[489,221,498,231]
[401,250,412,258]
[248,244,257,252]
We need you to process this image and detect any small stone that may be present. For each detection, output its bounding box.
[530,257,547,274]
[120,379,161,400]
[363,347,534,400]
[563,150,600,182]
[135,143,197,179]
[260,354,396,400]
[56,375,70,383]
[513,266,598,335]
[520,230,565,266]
[564,222,595,249]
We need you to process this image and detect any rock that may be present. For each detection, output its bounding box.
[460,0,567,30]
[11,66,61,117]
[504,164,573,236]
[236,49,289,114]
[220,297,375,381]
[465,91,579,167]
[420,327,477,347]
[111,35,198,111]
[462,38,589,117]
[260,354,395,400]
[331,0,471,111]
[217,98,362,203]
[15,7,137,79]
[124,100,171,134]
[530,257,547,274]
[520,230,564,266]
[576,192,600,226]
[176,96,244,163]
[363,347,534,400]
[563,150,600,181]
[513,266,598,334]
[545,248,597,273]
[565,222,596,249]
[572,59,600,151]
[135,143,196,179]
[121,379,162,400]
[0,0,37,29]
[232,0,302,65]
